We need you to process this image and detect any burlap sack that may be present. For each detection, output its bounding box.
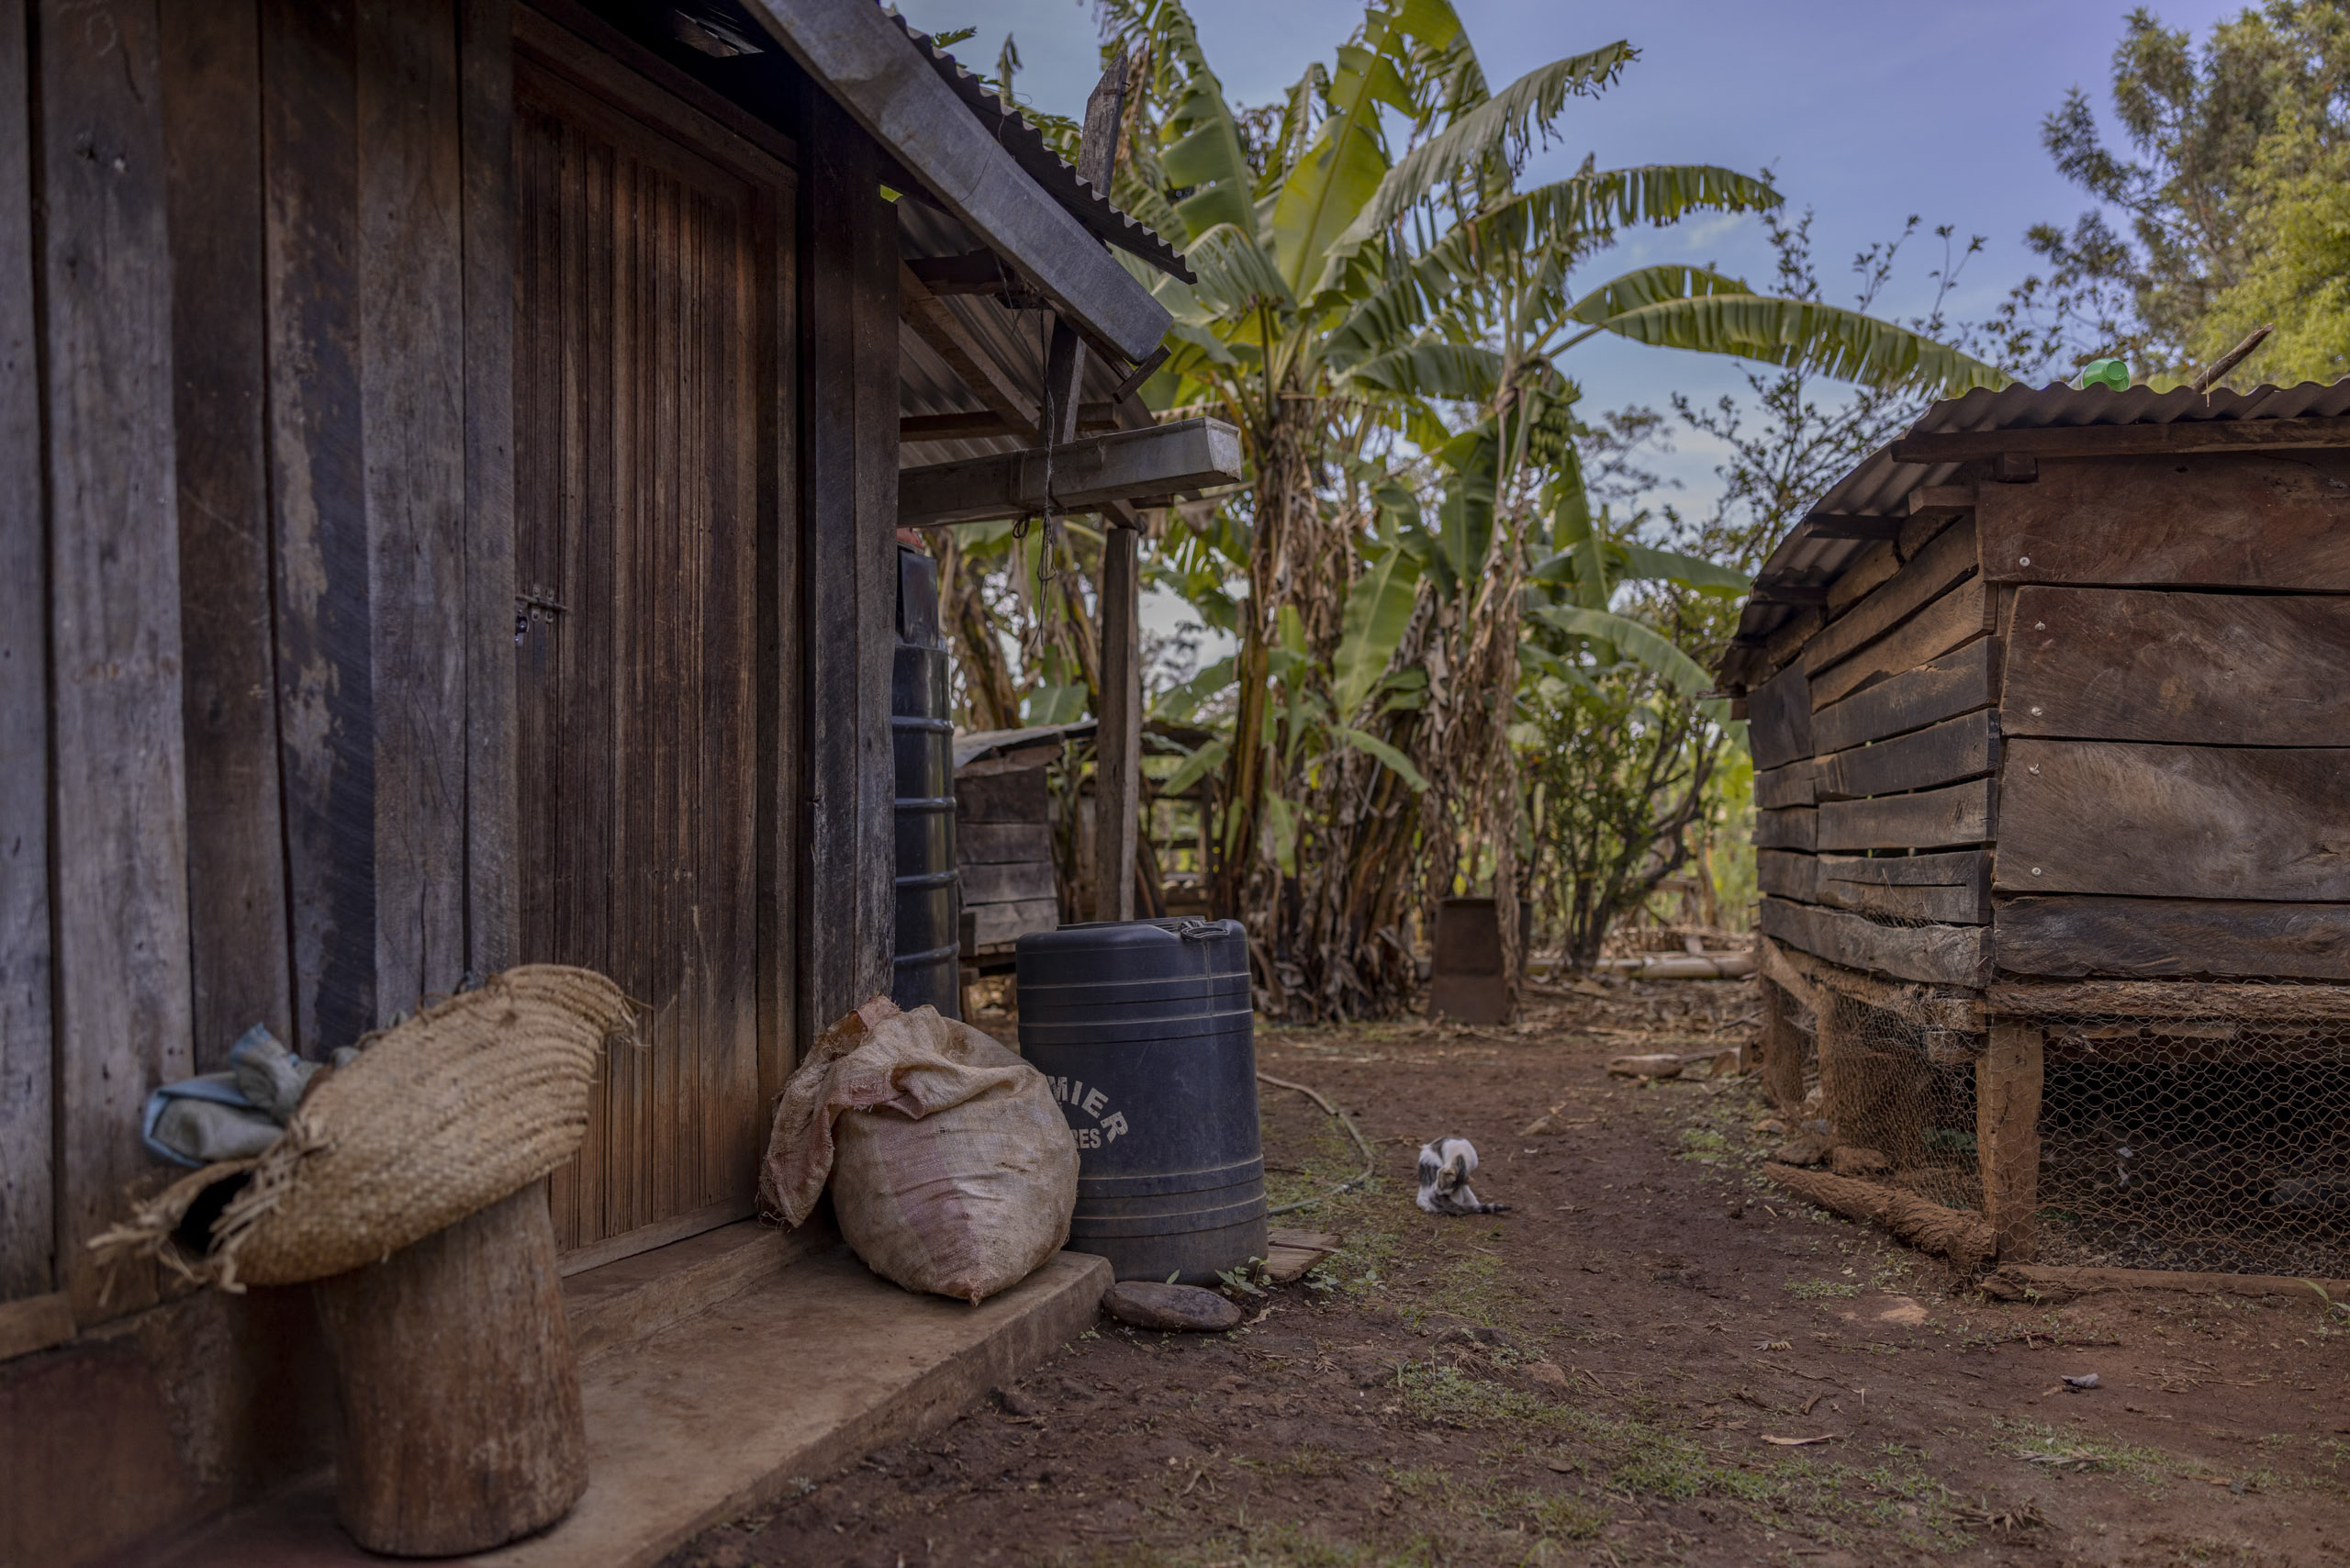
[761,997,1076,1305]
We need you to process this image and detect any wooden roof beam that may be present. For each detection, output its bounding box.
[899,418,1242,528]
[743,0,1173,364]
[899,263,1039,441]
[901,406,1120,443]
[1890,414,2350,465]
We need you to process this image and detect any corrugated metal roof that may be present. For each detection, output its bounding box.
[885,11,1193,284]
[1717,378,2350,691]
[897,201,1140,469]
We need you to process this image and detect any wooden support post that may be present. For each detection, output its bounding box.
[1976,1021,2044,1262]
[313,1185,587,1555]
[1094,525,1140,922]
[1758,974,1806,1115]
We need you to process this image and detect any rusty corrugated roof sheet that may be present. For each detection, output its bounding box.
[1717,379,2350,691]
[885,12,1193,284]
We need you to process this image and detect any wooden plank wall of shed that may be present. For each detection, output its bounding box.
[0,0,515,1322]
[1980,451,2350,980]
[1752,502,1999,989]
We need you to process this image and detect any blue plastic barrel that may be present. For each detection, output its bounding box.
[1014,918,1265,1282]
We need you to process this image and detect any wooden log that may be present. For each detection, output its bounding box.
[1756,849,1817,904]
[1996,740,2350,902]
[1979,1263,2350,1306]
[313,1186,588,1555]
[2003,587,2350,747]
[1805,518,1979,678]
[1975,452,2350,590]
[1745,660,1811,771]
[1811,637,1997,754]
[1817,778,1994,852]
[39,0,195,1318]
[0,0,53,1302]
[1816,850,1989,925]
[1760,1163,1993,1272]
[1752,760,1816,810]
[1991,894,2350,981]
[1813,711,1996,803]
[1760,899,1988,987]
[1807,576,1993,709]
[1753,807,1816,852]
[957,820,1052,864]
[1975,1023,2043,1262]
[956,768,1051,824]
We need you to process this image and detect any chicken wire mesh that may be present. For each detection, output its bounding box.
[1760,963,2350,1278]
[2033,1009,2350,1278]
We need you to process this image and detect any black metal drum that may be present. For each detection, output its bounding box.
[890,546,959,1017]
[1014,918,1265,1282]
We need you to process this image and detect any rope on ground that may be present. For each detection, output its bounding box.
[1256,1071,1379,1216]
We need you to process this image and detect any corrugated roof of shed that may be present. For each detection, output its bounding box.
[1717,378,2350,691]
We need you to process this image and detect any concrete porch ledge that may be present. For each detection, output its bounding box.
[152,1244,1113,1568]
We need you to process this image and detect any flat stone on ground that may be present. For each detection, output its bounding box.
[1102,1281,1243,1332]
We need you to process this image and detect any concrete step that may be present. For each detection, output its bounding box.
[153,1245,1111,1568]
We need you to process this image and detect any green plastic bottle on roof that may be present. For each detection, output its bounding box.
[2078,358,2130,391]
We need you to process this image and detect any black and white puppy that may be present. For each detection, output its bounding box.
[1416,1136,1508,1215]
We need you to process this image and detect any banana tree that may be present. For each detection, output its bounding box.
[1102,0,2005,1018]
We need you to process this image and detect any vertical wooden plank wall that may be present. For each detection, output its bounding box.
[162,0,293,1067]
[35,0,196,1317]
[263,0,377,1056]
[357,0,469,1014]
[459,0,518,980]
[0,0,53,1305]
[800,90,896,1034]
[755,161,800,1103]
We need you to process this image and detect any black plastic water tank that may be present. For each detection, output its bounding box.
[1014,918,1265,1282]
[890,546,959,1018]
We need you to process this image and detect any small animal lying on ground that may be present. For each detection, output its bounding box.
[1416,1137,1508,1215]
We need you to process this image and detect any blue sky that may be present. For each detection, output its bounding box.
[897,0,2243,510]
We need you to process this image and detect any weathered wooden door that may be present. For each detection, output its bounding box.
[510,18,794,1269]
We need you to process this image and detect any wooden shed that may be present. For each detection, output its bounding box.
[1719,380,2350,1279]
[0,1,1227,1559]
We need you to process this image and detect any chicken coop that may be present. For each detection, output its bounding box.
[1718,380,2350,1278]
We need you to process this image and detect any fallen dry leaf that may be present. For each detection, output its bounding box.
[1761,1434,1837,1446]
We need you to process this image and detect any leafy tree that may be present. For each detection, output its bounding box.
[2014,1,2350,378]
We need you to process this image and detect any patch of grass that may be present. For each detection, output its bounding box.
[1784,1278,1862,1300]
[1676,1126,1730,1164]
[1992,1417,2173,1488]
[1384,1364,1970,1548]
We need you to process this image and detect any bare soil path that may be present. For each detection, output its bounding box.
[665,979,2350,1566]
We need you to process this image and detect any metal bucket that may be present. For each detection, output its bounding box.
[890,547,959,1017]
[1014,918,1265,1282]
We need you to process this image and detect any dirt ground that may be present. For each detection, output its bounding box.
[663,978,2350,1567]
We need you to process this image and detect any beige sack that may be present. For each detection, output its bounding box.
[761,997,1076,1305]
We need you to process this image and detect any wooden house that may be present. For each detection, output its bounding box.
[0,1,1228,1559]
[1719,380,2350,1274]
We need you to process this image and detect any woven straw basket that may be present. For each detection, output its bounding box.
[96,966,635,1290]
